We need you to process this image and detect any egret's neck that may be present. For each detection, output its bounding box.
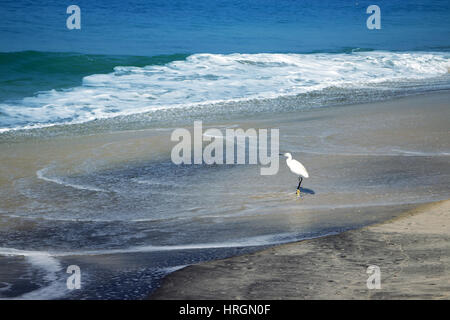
[286,155,292,161]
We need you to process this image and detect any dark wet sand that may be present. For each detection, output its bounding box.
[151,200,450,300]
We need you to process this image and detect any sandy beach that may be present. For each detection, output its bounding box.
[1,90,449,299]
[1,1,450,301]
[151,200,450,299]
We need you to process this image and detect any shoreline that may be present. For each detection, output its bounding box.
[0,90,449,299]
[150,199,450,299]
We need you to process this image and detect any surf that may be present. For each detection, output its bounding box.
[1,51,449,133]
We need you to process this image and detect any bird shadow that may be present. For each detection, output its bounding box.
[300,187,315,195]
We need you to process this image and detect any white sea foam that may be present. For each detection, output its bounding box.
[289,148,450,157]
[390,148,450,157]
[0,232,308,259]
[132,177,180,187]
[0,248,68,300]
[36,167,107,193]
[0,51,449,132]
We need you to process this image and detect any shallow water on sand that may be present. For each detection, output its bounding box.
[0,92,449,299]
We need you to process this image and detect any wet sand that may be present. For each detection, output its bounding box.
[1,91,449,299]
[148,92,450,300]
[151,200,450,300]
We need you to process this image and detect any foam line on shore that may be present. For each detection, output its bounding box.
[0,248,68,300]
[0,231,341,258]
[36,167,108,193]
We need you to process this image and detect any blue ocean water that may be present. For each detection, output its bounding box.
[1,0,449,55]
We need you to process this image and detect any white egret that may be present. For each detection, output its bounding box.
[281,153,309,196]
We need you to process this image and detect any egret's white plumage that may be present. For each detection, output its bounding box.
[283,153,309,178]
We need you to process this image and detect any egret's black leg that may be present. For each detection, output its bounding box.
[297,177,303,191]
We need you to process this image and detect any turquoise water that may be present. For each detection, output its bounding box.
[0,51,188,102]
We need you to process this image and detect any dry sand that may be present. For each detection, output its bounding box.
[151,200,450,300]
